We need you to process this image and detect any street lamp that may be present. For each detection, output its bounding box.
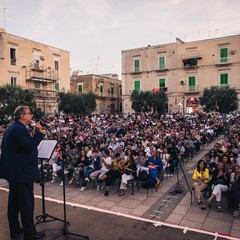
[182,96,185,115]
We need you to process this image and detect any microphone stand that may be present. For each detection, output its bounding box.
[35,157,66,225]
[169,157,193,204]
[43,123,89,239]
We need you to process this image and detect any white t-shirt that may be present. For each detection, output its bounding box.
[101,156,112,171]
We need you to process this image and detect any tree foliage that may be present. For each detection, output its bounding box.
[131,90,168,114]
[199,86,238,113]
[58,91,96,115]
[0,84,42,121]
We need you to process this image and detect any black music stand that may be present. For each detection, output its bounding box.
[42,125,89,239]
[35,140,65,225]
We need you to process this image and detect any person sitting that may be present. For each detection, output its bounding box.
[70,149,88,188]
[160,147,171,177]
[89,149,112,191]
[135,150,148,177]
[204,153,217,178]
[207,161,230,212]
[119,154,137,196]
[145,149,163,190]
[99,152,125,196]
[228,165,240,217]
[192,160,210,210]
[67,147,81,185]
[80,149,101,191]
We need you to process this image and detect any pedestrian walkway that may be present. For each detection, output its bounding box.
[0,137,240,240]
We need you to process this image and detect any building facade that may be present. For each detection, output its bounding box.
[70,73,122,114]
[0,28,70,115]
[122,35,240,114]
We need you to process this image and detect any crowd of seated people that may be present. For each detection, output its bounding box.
[0,112,234,198]
[192,117,240,216]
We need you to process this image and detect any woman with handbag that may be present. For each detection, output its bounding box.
[192,159,210,209]
[207,161,230,212]
[119,155,137,196]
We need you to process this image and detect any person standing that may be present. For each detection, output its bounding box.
[0,106,46,240]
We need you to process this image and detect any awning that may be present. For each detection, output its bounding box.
[186,97,198,107]
[182,51,202,60]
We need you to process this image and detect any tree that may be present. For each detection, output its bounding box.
[199,86,238,113]
[58,92,96,115]
[131,90,168,114]
[0,84,42,122]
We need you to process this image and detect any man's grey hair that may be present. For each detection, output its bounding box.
[14,106,30,121]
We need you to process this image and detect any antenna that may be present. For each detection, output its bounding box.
[207,19,212,39]
[169,32,172,42]
[96,55,100,74]
[3,8,6,29]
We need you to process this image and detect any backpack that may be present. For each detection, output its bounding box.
[138,170,149,181]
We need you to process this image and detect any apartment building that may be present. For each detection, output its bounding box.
[0,28,70,115]
[70,73,122,114]
[122,35,240,114]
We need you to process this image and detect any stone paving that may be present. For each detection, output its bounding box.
[1,137,240,240]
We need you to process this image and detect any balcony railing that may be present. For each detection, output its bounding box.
[184,86,200,93]
[11,58,16,65]
[215,57,232,66]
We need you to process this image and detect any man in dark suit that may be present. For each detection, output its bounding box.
[0,106,46,240]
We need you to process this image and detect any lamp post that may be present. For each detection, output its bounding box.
[182,96,185,115]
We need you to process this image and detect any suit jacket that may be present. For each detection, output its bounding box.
[0,121,45,183]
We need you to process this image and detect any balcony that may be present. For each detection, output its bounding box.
[11,58,17,65]
[156,64,168,72]
[31,63,45,72]
[215,57,232,66]
[184,86,200,94]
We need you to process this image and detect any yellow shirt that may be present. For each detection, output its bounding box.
[192,168,210,183]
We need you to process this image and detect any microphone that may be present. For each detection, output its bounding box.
[40,121,49,129]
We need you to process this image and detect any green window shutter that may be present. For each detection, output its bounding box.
[189,76,195,86]
[220,73,228,85]
[188,76,196,91]
[220,48,228,63]
[134,81,140,92]
[159,57,165,70]
[55,82,59,92]
[134,59,140,73]
[159,79,165,88]
[78,85,83,93]
[120,88,122,96]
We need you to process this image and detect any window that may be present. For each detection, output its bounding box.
[10,48,16,65]
[120,87,122,96]
[78,83,83,93]
[220,73,228,85]
[159,79,165,88]
[110,86,114,97]
[54,60,59,71]
[100,85,103,96]
[220,48,228,63]
[159,56,165,70]
[183,58,198,68]
[35,82,40,89]
[34,60,40,69]
[134,80,140,92]
[55,82,59,92]
[188,76,196,91]
[134,59,140,73]
[11,77,16,86]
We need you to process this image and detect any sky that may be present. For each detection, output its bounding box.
[0,0,240,79]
